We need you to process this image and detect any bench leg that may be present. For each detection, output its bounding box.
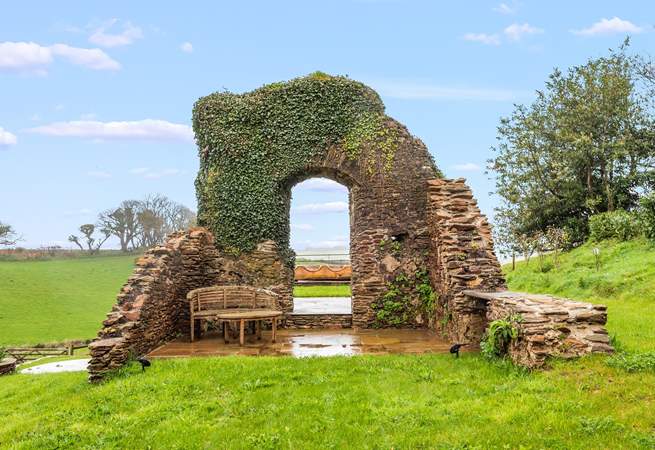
[256,320,262,340]
[190,315,195,342]
[272,318,277,343]
[224,321,229,344]
[239,319,245,346]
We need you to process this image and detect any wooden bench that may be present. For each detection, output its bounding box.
[187,285,283,346]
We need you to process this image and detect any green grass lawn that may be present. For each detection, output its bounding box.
[505,238,655,352]
[1,355,654,448]
[0,254,136,346]
[1,240,654,447]
[293,284,351,297]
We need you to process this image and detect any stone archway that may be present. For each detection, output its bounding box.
[88,73,612,381]
[192,73,442,327]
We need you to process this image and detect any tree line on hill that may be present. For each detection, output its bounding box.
[68,194,196,253]
[489,39,655,260]
[0,194,196,254]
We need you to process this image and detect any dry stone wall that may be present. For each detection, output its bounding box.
[285,314,353,329]
[280,124,440,328]
[88,228,291,382]
[464,290,612,367]
[426,178,506,342]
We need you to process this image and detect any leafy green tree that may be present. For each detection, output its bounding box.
[489,42,655,243]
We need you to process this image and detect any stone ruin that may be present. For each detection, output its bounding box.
[88,74,611,381]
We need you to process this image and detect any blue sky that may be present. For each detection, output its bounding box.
[1,1,653,251]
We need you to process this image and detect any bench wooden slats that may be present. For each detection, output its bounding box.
[187,285,282,345]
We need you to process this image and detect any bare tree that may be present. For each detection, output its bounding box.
[68,224,110,254]
[0,221,20,247]
[134,194,196,248]
[98,200,141,252]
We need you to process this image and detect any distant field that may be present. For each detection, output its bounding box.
[293,284,351,297]
[0,255,136,346]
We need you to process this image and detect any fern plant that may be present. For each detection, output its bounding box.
[481,314,522,359]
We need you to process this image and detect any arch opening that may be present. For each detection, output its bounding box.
[289,176,353,324]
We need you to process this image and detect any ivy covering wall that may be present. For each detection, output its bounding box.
[193,72,420,257]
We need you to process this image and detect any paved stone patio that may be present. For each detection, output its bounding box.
[292,297,351,314]
[148,329,453,358]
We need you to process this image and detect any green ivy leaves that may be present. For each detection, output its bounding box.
[192,73,395,257]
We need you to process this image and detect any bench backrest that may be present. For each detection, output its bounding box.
[187,285,278,313]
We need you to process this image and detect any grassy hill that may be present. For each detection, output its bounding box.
[504,238,655,352]
[0,254,136,346]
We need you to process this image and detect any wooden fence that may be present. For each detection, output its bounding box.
[5,343,87,364]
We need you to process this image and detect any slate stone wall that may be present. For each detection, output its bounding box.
[87,228,292,382]
[465,290,613,367]
[426,178,507,342]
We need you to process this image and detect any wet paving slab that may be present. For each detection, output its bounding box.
[292,297,352,314]
[148,328,454,358]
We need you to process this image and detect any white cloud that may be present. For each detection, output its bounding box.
[452,162,481,172]
[89,19,143,48]
[295,178,348,192]
[493,2,516,14]
[30,114,41,121]
[180,42,193,53]
[80,113,97,120]
[54,104,65,111]
[0,41,120,73]
[50,44,121,70]
[572,17,644,36]
[0,42,52,73]
[293,201,349,214]
[503,23,543,41]
[130,167,182,179]
[0,127,17,148]
[291,223,314,231]
[27,119,194,142]
[87,170,112,179]
[143,169,181,179]
[463,33,501,46]
[369,80,526,102]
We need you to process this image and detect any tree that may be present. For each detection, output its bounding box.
[98,200,141,252]
[0,221,20,247]
[489,42,655,244]
[134,194,195,248]
[68,224,110,254]
[97,195,196,251]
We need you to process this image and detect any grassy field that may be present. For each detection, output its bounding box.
[1,355,654,448]
[505,238,655,352]
[293,284,351,297]
[0,254,136,346]
[1,239,654,447]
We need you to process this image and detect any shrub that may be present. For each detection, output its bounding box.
[638,193,655,240]
[588,210,641,242]
[481,314,522,359]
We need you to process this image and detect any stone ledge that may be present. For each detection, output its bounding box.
[463,289,613,368]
